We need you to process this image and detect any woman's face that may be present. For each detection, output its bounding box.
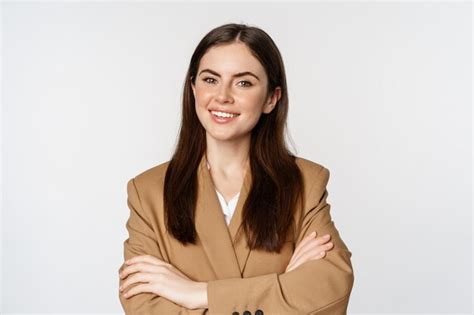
[191,42,281,142]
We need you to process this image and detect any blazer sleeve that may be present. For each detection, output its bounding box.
[206,167,355,315]
[118,178,207,315]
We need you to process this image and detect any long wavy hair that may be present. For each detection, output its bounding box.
[163,23,305,253]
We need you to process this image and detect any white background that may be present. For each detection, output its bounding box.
[2,1,472,314]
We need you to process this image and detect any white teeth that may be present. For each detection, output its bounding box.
[211,110,240,118]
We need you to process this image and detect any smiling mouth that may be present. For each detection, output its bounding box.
[208,110,241,123]
[209,110,241,118]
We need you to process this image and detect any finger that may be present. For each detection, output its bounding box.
[286,234,330,273]
[293,234,331,260]
[120,262,159,280]
[286,242,329,273]
[120,271,156,293]
[292,232,318,259]
[120,262,145,279]
[313,250,326,260]
[287,234,321,269]
[292,241,333,267]
[123,282,154,299]
[287,236,322,273]
[285,261,297,273]
[291,239,332,268]
[297,239,333,261]
[125,254,164,266]
[118,264,126,282]
[290,250,324,270]
[295,233,330,254]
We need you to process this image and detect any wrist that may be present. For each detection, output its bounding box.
[191,281,208,309]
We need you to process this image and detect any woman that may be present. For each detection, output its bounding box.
[118,23,354,314]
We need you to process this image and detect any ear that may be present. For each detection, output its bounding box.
[262,87,282,114]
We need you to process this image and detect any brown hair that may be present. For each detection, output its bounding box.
[163,23,305,253]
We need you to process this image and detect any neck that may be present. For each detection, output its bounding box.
[205,133,250,175]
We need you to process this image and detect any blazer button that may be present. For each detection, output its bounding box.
[243,311,251,315]
[255,310,264,315]
[232,312,239,315]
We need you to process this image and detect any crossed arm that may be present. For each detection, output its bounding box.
[118,167,354,314]
[118,178,204,314]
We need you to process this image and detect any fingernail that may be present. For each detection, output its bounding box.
[310,231,316,237]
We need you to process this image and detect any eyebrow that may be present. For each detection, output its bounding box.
[198,68,260,81]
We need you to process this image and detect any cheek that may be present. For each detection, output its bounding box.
[237,94,267,116]
[194,103,207,123]
[194,89,213,107]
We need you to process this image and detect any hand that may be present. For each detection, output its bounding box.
[285,232,333,273]
[119,255,208,309]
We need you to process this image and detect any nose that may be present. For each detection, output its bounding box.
[216,84,234,104]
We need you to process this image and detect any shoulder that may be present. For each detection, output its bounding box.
[127,160,171,197]
[294,156,330,185]
[134,160,171,182]
[293,156,331,207]
[294,156,327,173]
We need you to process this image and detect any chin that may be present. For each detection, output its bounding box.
[207,129,251,142]
[208,133,235,142]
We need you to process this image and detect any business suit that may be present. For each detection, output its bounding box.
[118,154,354,314]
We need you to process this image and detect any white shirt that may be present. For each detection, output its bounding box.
[207,161,240,225]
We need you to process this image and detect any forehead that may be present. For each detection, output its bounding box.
[198,43,266,77]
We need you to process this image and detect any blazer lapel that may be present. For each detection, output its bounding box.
[194,154,252,278]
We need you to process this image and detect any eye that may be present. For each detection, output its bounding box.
[202,77,253,88]
[238,80,253,87]
[203,77,217,84]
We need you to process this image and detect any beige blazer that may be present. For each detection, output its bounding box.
[118,155,354,314]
